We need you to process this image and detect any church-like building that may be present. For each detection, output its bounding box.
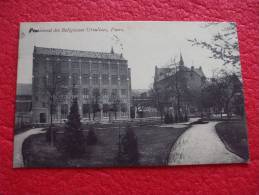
[32,46,131,124]
[153,54,206,116]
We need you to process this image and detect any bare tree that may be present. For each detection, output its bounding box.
[188,22,241,76]
[91,88,100,121]
[109,91,120,120]
[201,69,243,119]
[43,61,68,145]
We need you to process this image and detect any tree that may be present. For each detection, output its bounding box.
[91,89,100,120]
[117,125,139,166]
[188,22,241,76]
[150,85,167,122]
[200,70,243,119]
[62,98,85,158]
[43,61,68,145]
[215,70,243,119]
[109,91,120,120]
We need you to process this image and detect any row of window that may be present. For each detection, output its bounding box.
[36,88,127,104]
[34,74,128,86]
[34,61,128,75]
[54,103,128,119]
[72,88,127,96]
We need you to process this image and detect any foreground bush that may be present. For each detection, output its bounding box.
[86,126,98,145]
[116,125,139,166]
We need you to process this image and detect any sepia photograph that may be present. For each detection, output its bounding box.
[14,21,249,168]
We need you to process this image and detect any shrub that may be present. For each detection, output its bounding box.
[61,98,85,158]
[164,112,170,124]
[86,126,98,145]
[117,125,139,166]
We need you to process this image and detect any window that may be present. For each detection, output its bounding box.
[102,63,109,72]
[72,62,79,69]
[102,88,108,96]
[72,88,79,95]
[82,74,89,85]
[81,62,90,74]
[111,75,118,85]
[91,63,99,72]
[120,65,127,74]
[102,74,109,85]
[72,73,79,85]
[61,104,68,119]
[111,63,117,72]
[120,75,127,85]
[61,62,69,73]
[82,88,89,95]
[92,74,99,85]
[60,73,69,85]
[121,89,127,96]
[71,62,80,74]
[54,62,61,73]
[111,89,118,96]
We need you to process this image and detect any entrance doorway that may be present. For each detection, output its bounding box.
[39,113,46,123]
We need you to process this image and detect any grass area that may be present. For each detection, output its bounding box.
[22,124,188,167]
[215,120,249,160]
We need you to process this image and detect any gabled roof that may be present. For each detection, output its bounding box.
[193,68,205,78]
[16,84,32,96]
[34,46,126,61]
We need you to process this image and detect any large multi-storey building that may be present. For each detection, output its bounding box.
[32,46,131,123]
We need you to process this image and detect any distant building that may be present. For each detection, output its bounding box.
[131,89,158,118]
[15,84,32,128]
[32,46,131,123]
[153,54,206,115]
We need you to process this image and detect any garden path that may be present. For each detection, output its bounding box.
[168,121,244,165]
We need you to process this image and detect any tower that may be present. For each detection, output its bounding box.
[179,52,184,66]
[110,47,114,54]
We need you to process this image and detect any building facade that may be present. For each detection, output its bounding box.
[32,46,131,124]
[153,54,206,116]
[15,84,32,128]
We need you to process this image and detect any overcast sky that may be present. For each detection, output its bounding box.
[17,21,239,89]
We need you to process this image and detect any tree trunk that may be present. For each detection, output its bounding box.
[50,99,54,146]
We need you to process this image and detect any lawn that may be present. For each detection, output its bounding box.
[215,119,249,160]
[22,123,188,168]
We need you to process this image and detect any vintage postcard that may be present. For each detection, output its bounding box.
[14,21,249,168]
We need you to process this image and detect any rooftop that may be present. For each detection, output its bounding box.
[34,46,126,61]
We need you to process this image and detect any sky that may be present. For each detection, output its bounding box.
[17,21,240,89]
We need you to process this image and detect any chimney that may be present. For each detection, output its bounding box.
[110,47,114,54]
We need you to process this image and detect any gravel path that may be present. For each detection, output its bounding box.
[13,128,45,168]
[168,121,244,165]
